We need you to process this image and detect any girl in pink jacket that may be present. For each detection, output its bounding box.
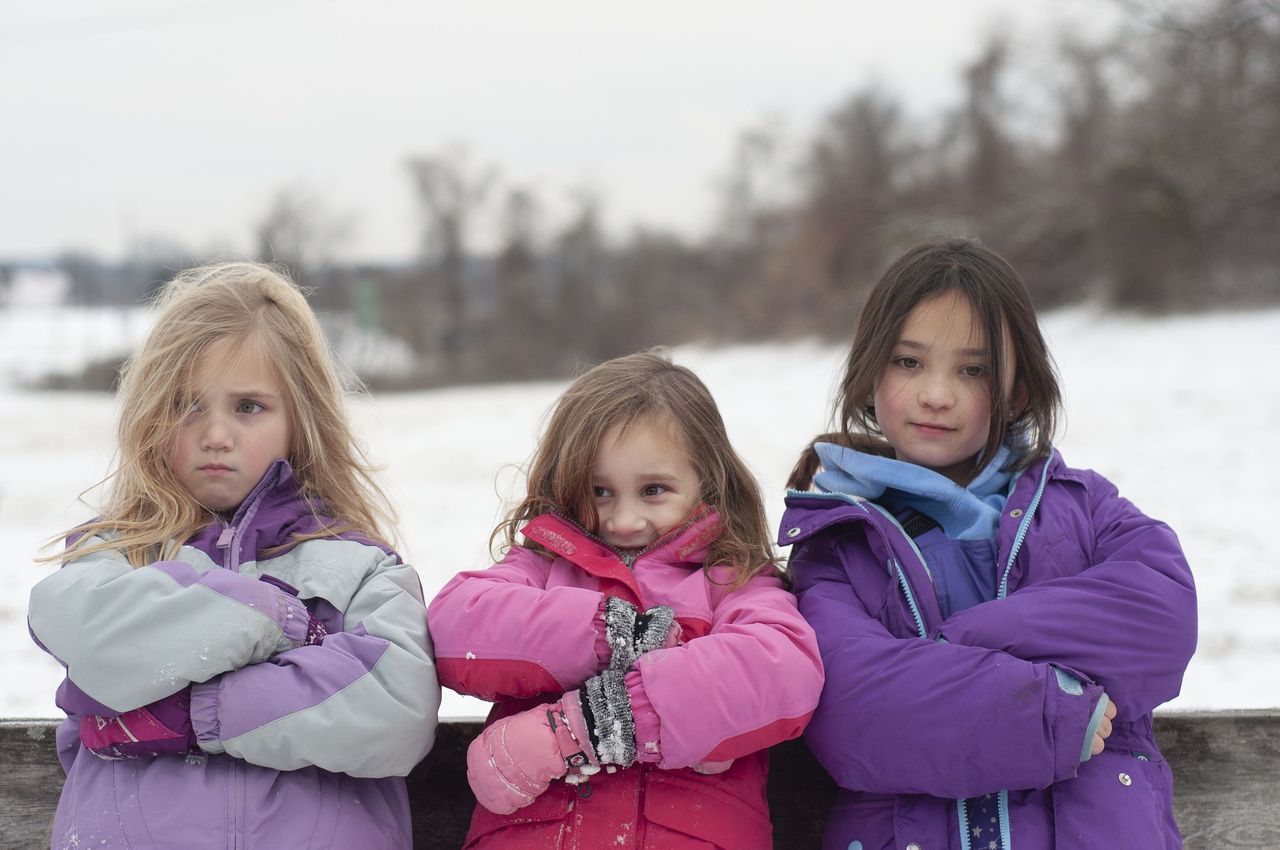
[428,349,824,849]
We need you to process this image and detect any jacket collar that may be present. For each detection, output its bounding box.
[520,508,722,597]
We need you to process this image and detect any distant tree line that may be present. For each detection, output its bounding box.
[24,0,1280,389]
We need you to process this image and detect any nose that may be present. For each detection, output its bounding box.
[917,372,956,410]
[604,500,647,536]
[199,413,233,451]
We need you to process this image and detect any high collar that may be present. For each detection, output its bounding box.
[520,508,722,584]
[812,442,1016,540]
[184,459,317,566]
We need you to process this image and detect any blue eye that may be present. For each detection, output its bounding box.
[237,400,265,414]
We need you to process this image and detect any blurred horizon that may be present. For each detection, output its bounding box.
[4,0,1278,392]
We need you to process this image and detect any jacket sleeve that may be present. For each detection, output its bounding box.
[793,531,1103,798]
[190,543,439,777]
[28,537,310,712]
[624,570,824,770]
[937,473,1197,717]
[427,546,607,700]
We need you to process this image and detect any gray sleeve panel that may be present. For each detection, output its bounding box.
[199,543,440,777]
[27,538,301,712]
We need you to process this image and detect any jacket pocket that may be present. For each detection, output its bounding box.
[643,770,772,850]
[464,781,576,849]
[1053,749,1176,848]
[821,793,896,850]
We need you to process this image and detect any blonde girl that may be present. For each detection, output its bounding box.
[428,350,824,850]
[28,262,439,850]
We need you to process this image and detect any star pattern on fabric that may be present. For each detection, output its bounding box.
[965,792,1001,850]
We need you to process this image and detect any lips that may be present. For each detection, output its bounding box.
[199,464,233,473]
[910,422,955,435]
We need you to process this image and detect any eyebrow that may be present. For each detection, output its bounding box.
[896,339,989,357]
[219,389,283,399]
[593,471,682,481]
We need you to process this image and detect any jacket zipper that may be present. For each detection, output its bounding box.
[213,461,286,572]
[959,456,1054,850]
[792,458,1055,850]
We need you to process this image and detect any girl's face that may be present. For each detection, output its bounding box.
[873,289,1015,484]
[589,417,701,551]
[168,337,291,513]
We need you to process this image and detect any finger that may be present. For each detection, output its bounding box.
[1092,735,1104,756]
[1105,699,1117,719]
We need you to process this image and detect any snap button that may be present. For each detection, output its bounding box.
[1118,772,1132,786]
[1009,508,1023,518]
[786,527,802,538]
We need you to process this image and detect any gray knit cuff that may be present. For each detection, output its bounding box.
[604,597,641,671]
[581,670,637,767]
[632,605,676,658]
[605,597,676,672]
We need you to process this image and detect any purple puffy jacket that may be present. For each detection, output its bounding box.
[782,450,1196,850]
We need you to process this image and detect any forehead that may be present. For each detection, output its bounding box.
[189,335,281,391]
[898,290,1006,351]
[594,415,688,464]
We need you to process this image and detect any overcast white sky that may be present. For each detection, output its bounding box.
[2,0,1118,262]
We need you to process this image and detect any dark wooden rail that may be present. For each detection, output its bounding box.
[2,712,1277,849]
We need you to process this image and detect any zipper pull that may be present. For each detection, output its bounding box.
[216,525,236,548]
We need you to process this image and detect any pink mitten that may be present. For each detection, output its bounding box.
[466,695,597,814]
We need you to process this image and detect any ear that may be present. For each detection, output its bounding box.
[1009,383,1030,420]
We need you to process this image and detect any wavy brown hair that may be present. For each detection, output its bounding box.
[789,238,1061,490]
[495,350,777,587]
[45,262,396,566]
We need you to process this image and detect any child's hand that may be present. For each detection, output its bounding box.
[466,693,599,814]
[604,597,680,671]
[258,573,327,646]
[80,687,196,759]
[1091,698,1117,756]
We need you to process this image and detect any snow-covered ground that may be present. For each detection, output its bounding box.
[2,304,1278,719]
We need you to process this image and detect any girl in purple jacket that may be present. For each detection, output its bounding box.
[28,263,438,849]
[429,350,824,849]
[782,239,1196,849]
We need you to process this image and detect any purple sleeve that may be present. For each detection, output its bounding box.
[938,474,1196,718]
[793,535,1101,798]
[190,627,389,746]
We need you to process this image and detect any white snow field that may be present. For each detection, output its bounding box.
[2,304,1277,718]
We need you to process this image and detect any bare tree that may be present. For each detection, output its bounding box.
[404,146,498,375]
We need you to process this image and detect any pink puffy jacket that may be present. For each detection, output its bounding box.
[428,510,824,850]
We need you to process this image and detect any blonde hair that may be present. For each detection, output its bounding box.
[48,262,396,566]
[496,350,777,587]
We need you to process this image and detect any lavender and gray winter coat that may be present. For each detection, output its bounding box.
[781,450,1196,850]
[28,461,439,850]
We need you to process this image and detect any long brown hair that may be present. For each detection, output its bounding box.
[790,238,1061,490]
[46,262,396,566]
[496,350,777,586]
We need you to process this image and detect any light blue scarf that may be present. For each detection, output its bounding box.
[812,442,1016,540]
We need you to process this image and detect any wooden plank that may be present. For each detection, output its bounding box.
[0,720,58,850]
[1157,711,1280,849]
[2,713,1277,849]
